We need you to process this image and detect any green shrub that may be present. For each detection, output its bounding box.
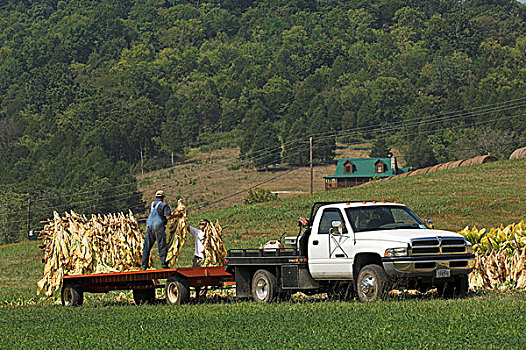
[227,164,241,171]
[244,188,278,205]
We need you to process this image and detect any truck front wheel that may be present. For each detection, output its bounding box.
[356,264,390,302]
[251,269,277,303]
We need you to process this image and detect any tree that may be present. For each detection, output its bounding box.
[250,121,281,169]
[262,76,293,120]
[283,115,309,166]
[0,189,27,244]
[455,127,520,160]
[405,136,437,169]
[307,96,335,163]
[369,138,392,158]
[357,76,408,131]
[239,98,267,159]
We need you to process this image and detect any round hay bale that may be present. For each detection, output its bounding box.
[510,147,526,160]
[461,155,497,167]
[444,160,465,170]
[435,162,451,171]
[425,164,442,174]
[411,169,427,176]
[480,154,498,164]
[397,173,411,178]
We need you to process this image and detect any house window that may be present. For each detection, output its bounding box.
[343,162,353,174]
[375,161,385,173]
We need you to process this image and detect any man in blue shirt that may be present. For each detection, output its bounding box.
[141,190,177,269]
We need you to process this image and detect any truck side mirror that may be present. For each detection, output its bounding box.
[331,221,342,235]
[425,218,434,229]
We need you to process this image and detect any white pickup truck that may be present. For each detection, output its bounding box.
[225,201,475,302]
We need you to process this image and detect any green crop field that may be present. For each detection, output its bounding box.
[1,159,525,348]
[207,158,526,235]
[2,293,526,349]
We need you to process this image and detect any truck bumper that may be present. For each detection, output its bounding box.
[382,254,475,279]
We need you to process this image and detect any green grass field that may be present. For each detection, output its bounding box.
[2,293,526,349]
[206,158,526,235]
[0,158,525,348]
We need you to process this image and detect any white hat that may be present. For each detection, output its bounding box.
[155,190,165,197]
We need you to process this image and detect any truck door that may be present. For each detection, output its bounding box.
[308,208,353,279]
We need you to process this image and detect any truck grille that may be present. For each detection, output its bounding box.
[411,237,466,255]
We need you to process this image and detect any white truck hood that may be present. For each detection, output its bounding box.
[355,228,465,245]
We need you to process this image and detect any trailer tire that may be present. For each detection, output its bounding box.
[165,276,190,305]
[356,264,390,302]
[133,280,156,305]
[251,269,278,303]
[61,283,83,307]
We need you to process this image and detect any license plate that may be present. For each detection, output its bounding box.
[435,268,451,278]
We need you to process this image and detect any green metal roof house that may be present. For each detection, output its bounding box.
[324,157,408,190]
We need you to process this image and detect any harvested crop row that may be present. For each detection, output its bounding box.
[460,221,526,289]
[37,210,146,297]
[201,220,227,267]
[166,199,189,267]
[37,203,227,298]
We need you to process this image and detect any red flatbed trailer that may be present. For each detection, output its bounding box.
[61,266,234,306]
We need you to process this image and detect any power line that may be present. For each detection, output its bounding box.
[2,97,525,225]
[0,111,522,228]
[4,94,522,205]
[193,168,298,212]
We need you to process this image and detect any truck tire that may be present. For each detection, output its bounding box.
[251,269,278,303]
[356,264,390,302]
[133,280,156,305]
[165,275,190,305]
[61,283,83,307]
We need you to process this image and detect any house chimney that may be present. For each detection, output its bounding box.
[391,157,398,175]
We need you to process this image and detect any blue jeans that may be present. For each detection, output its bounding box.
[141,225,168,268]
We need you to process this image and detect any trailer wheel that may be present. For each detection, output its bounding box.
[251,269,277,303]
[165,275,190,305]
[133,280,155,305]
[61,283,83,307]
[356,264,389,302]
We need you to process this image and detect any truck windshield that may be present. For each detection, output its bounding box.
[345,206,427,232]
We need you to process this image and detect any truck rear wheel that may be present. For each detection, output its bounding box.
[61,283,83,307]
[251,269,277,303]
[165,275,190,305]
[133,280,155,305]
[356,264,389,302]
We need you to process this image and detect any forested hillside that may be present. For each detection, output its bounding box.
[1,0,526,243]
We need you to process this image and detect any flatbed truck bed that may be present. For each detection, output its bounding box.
[61,266,234,306]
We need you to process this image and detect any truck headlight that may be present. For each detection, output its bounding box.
[466,242,473,254]
[384,247,409,257]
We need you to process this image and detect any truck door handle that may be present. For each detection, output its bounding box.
[335,254,345,258]
[313,240,319,245]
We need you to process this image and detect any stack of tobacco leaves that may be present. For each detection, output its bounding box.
[37,210,146,297]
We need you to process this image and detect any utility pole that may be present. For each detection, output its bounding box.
[140,147,144,175]
[310,137,313,195]
[27,198,31,240]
